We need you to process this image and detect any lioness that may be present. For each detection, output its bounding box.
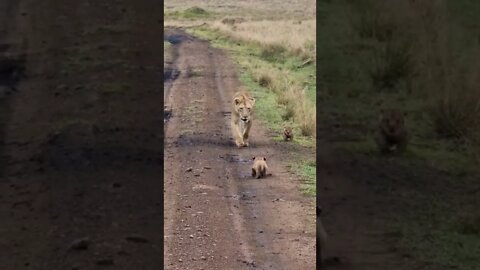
[251,156,268,179]
[317,206,327,268]
[231,90,255,147]
[374,108,408,154]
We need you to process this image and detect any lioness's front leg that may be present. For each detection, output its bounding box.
[243,121,252,147]
[231,120,244,147]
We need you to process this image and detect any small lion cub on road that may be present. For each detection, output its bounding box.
[252,156,268,179]
[283,126,293,141]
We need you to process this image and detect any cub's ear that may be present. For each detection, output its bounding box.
[252,157,256,160]
[234,97,242,105]
[250,98,255,105]
[263,157,266,161]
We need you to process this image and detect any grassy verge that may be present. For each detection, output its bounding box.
[184,26,316,196]
[318,1,480,269]
[165,6,219,21]
[164,41,172,63]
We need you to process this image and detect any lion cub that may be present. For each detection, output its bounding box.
[251,156,268,179]
[374,108,408,154]
[283,126,294,141]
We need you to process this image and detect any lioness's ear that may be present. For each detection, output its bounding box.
[234,98,241,105]
[263,157,266,161]
[250,98,255,105]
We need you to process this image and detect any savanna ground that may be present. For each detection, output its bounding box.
[166,0,480,270]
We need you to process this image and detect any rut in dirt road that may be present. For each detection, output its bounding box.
[163,28,315,270]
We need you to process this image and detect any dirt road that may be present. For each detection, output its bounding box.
[1,0,165,269]
[163,28,316,269]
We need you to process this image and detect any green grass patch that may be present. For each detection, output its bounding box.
[165,6,216,20]
[290,159,316,196]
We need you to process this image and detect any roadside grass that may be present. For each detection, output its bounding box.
[290,159,316,196]
[210,19,316,60]
[164,41,173,63]
[191,27,316,131]
[164,0,316,20]
[183,26,316,195]
[318,0,480,269]
[165,6,217,21]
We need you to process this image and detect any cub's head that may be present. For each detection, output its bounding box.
[380,108,405,136]
[284,126,293,135]
[234,94,255,122]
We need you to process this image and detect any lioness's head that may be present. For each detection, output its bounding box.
[234,95,255,122]
[380,108,405,136]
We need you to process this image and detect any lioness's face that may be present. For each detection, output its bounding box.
[235,98,255,122]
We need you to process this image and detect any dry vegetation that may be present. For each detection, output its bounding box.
[164,0,315,19]
[251,64,316,136]
[211,19,316,60]
[164,0,316,137]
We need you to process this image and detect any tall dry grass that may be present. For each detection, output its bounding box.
[164,0,316,20]
[207,17,316,136]
[211,19,316,60]
[252,66,316,136]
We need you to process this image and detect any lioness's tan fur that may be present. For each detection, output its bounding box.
[231,90,255,147]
